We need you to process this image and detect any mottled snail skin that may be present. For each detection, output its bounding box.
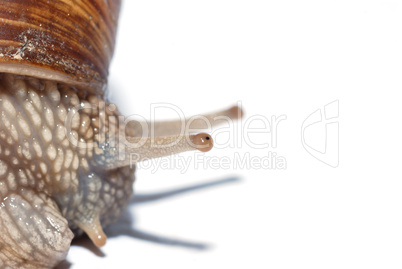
[0,1,241,268]
[0,73,135,268]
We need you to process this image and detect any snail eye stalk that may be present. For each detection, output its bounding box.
[100,132,214,169]
[126,105,243,137]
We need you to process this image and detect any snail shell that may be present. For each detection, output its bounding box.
[0,1,239,268]
[0,0,120,94]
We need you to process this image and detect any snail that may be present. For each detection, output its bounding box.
[0,1,242,268]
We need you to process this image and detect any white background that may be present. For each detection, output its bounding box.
[63,0,402,268]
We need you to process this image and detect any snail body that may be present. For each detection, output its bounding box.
[0,74,134,268]
[0,1,241,268]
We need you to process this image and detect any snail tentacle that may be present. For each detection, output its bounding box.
[94,132,214,169]
[126,105,244,137]
[125,132,214,161]
[76,214,107,248]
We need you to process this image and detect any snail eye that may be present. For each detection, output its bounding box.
[190,133,214,152]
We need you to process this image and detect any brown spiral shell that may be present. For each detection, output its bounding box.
[0,0,121,94]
